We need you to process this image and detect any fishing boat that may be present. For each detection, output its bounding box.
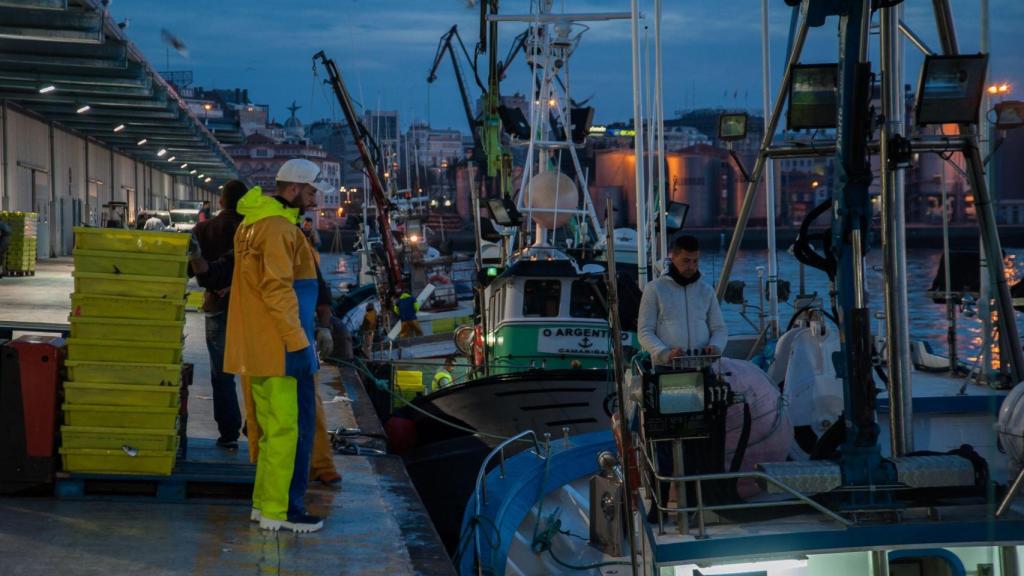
[453,1,1024,574]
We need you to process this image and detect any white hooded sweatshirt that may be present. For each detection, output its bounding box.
[637,273,728,365]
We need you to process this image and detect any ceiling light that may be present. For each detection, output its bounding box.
[218,185,224,190]
[166,156,176,162]
[76,104,91,114]
[157,148,167,157]
[189,169,197,175]
[180,163,188,169]
[113,124,125,132]
[204,177,212,183]
[38,85,56,94]
[136,138,147,145]
[197,174,205,179]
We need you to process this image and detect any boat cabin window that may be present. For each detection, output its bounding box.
[570,280,606,318]
[523,279,562,317]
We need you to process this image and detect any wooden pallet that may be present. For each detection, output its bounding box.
[55,460,255,502]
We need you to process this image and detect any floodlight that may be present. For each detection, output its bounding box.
[914,54,988,126]
[486,196,522,227]
[498,105,531,140]
[787,64,838,130]
[994,100,1024,130]
[665,202,689,233]
[718,113,749,141]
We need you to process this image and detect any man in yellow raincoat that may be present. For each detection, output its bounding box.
[224,159,328,533]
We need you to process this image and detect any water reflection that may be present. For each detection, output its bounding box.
[712,248,1024,367]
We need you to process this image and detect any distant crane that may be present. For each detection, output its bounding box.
[427,25,486,158]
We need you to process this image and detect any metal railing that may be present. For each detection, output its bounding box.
[635,438,852,540]
[471,429,548,575]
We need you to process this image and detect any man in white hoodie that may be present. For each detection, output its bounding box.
[638,235,728,365]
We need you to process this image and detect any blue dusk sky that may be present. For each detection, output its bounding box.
[113,1,1024,131]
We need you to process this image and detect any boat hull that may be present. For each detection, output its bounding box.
[392,368,614,553]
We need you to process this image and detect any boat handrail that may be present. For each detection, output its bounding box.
[471,429,548,573]
[635,439,852,540]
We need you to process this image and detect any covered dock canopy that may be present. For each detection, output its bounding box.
[0,0,238,190]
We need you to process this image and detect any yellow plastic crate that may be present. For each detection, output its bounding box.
[67,338,182,365]
[74,227,190,256]
[393,369,424,408]
[64,382,181,408]
[70,316,184,344]
[74,272,187,300]
[61,426,179,451]
[60,446,176,476]
[71,293,185,322]
[65,360,180,386]
[62,403,179,430]
[185,290,204,312]
[73,249,188,278]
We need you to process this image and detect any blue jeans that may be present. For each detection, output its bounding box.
[205,312,241,442]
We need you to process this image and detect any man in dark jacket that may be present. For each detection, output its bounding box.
[191,180,247,448]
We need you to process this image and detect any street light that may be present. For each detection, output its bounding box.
[988,83,1012,95]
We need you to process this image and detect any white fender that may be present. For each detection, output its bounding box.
[720,357,793,498]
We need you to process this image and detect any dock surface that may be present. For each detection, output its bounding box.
[0,259,454,576]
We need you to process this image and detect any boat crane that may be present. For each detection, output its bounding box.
[313,51,404,312]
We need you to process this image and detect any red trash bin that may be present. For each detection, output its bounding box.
[0,335,65,492]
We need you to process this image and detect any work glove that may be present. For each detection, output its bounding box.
[285,346,318,378]
[316,327,334,359]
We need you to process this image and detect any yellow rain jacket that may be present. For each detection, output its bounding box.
[225,187,319,377]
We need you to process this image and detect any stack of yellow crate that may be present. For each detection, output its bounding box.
[0,211,38,275]
[59,227,190,476]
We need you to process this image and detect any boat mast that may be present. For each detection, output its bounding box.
[760,0,780,341]
[879,0,913,456]
[653,0,667,272]
[630,0,648,284]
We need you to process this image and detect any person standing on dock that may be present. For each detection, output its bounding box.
[224,158,327,533]
[190,180,247,449]
[638,235,728,365]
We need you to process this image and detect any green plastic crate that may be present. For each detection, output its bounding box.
[70,293,185,322]
[64,382,181,408]
[74,227,190,256]
[61,426,179,451]
[67,338,182,365]
[62,403,179,430]
[74,272,187,300]
[60,446,176,475]
[73,249,188,278]
[65,360,182,386]
[69,316,185,344]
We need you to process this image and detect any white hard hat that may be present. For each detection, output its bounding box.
[276,159,332,193]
